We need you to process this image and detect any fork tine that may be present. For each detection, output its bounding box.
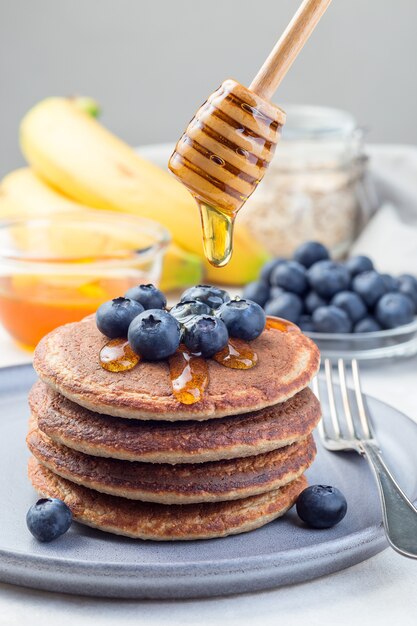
[337,359,358,439]
[311,376,326,441]
[351,358,373,439]
[324,359,341,438]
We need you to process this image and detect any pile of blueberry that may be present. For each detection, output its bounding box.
[96,284,266,360]
[243,241,417,334]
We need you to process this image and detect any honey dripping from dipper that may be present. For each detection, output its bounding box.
[168,80,285,267]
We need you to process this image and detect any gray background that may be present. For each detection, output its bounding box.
[1,0,416,177]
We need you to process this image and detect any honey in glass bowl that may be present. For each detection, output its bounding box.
[0,211,170,348]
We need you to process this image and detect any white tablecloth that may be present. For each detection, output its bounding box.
[1,145,417,625]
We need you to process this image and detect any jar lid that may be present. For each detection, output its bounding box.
[277,105,357,142]
[268,105,363,170]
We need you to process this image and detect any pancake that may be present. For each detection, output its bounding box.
[28,457,307,540]
[27,418,316,504]
[33,315,320,420]
[30,381,321,463]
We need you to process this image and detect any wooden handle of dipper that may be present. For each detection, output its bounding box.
[249,0,332,101]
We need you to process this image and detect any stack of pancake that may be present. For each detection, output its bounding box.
[27,315,320,540]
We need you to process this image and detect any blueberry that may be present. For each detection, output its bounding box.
[216,298,266,341]
[398,273,417,289]
[298,315,314,332]
[397,274,417,311]
[242,281,270,307]
[293,241,329,268]
[381,273,399,292]
[296,485,347,529]
[26,498,72,542]
[128,309,180,360]
[353,317,382,333]
[270,286,285,299]
[352,271,387,307]
[264,293,303,323]
[330,291,367,323]
[270,261,308,295]
[96,297,144,338]
[305,291,327,314]
[181,285,230,309]
[170,300,212,324]
[312,306,352,333]
[183,315,229,357]
[170,300,213,341]
[375,293,415,329]
[260,258,286,285]
[345,255,374,277]
[124,284,166,310]
[307,261,350,299]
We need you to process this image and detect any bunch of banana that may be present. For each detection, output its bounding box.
[0,168,202,291]
[18,97,269,285]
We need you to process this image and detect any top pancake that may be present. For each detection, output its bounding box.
[34,316,320,420]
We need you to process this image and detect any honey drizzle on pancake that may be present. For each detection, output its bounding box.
[168,345,209,405]
[98,316,300,402]
[265,316,300,333]
[99,338,140,372]
[212,339,258,369]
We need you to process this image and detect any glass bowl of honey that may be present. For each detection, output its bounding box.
[0,211,170,349]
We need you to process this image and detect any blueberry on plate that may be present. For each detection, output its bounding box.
[330,291,367,323]
[293,241,329,269]
[181,285,230,309]
[304,291,327,314]
[242,280,270,307]
[216,298,266,341]
[397,274,417,310]
[183,315,229,357]
[128,309,180,360]
[270,261,308,295]
[96,297,144,338]
[353,317,382,333]
[375,293,415,329]
[170,300,212,324]
[345,255,374,277]
[298,315,314,332]
[124,284,167,310]
[381,273,398,292]
[296,485,347,529]
[352,271,387,308]
[259,258,286,285]
[312,306,352,334]
[26,498,72,542]
[307,261,350,299]
[264,293,303,324]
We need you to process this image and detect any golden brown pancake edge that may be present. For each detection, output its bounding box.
[27,417,316,504]
[30,381,321,463]
[28,457,307,540]
[33,316,320,420]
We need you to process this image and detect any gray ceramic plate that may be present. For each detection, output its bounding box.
[1,364,417,599]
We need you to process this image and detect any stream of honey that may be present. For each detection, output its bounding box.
[168,80,284,267]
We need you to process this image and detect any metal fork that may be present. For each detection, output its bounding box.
[313,358,417,559]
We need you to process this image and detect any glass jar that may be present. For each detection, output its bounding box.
[240,105,376,258]
[0,211,169,348]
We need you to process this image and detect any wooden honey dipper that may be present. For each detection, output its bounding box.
[169,0,332,267]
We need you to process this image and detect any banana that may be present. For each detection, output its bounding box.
[20,97,269,284]
[0,167,83,217]
[0,167,203,291]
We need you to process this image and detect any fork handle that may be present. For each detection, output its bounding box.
[361,441,417,558]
